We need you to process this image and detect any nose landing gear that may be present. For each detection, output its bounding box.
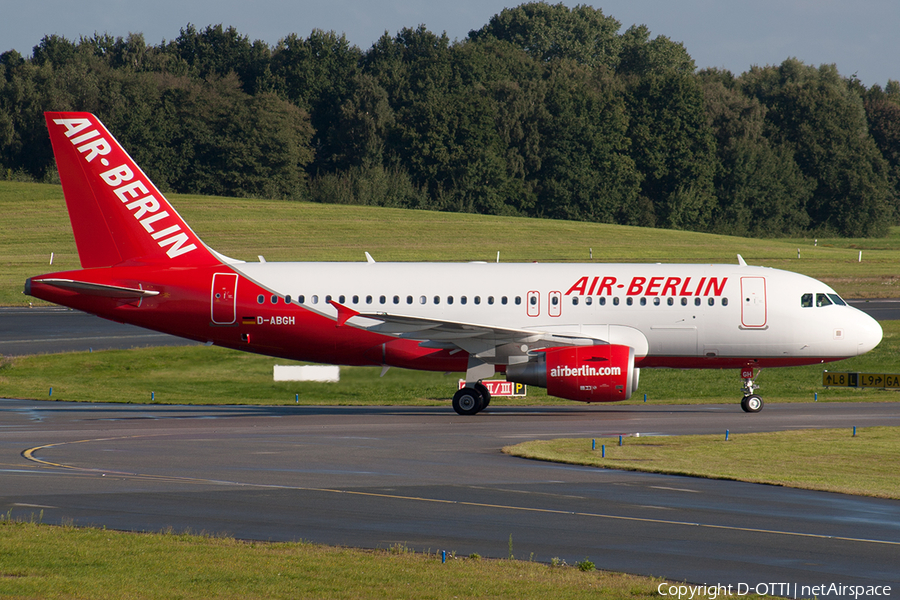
[740,366,764,413]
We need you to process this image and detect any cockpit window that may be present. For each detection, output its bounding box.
[827,293,847,306]
[816,293,833,307]
[801,293,813,308]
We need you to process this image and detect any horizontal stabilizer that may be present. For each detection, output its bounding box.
[31,278,160,298]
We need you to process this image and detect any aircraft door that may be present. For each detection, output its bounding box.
[211,272,238,324]
[740,277,767,328]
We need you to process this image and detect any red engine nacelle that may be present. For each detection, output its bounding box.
[506,345,638,403]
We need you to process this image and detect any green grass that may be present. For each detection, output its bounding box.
[504,427,900,499]
[5,180,900,306]
[0,521,676,600]
[2,321,899,406]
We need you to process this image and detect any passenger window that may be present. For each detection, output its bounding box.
[271,295,278,304]
[653,297,660,306]
[298,295,305,304]
[639,297,646,306]
[352,295,359,304]
[338,295,345,304]
[419,296,426,304]
[448,296,454,305]
[681,297,687,306]
[488,296,494,305]
[529,296,537,306]
[551,296,559,306]
[828,293,846,306]
[722,298,728,306]
[325,295,332,303]
[587,297,594,306]
[366,295,373,304]
[515,297,521,305]
[379,295,386,304]
[502,296,508,305]
[667,297,674,306]
[612,297,619,306]
[694,297,701,306]
[393,295,400,304]
[311,295,319,304]
[474,296,481,305]
[816,293,832,307]
[257,295,264,304]
[627,297,633,306]
[433,296,440,304]
[801,293,813,308]
[461,296,467,305]
[708,297,714,306]
[572,297,579,306]
[285,295,292,304]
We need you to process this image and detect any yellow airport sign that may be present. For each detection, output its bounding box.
[823,372,900,388]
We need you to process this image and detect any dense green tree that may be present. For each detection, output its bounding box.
[700,71,813,236]
[742,60,894,236]
[617,24,695,77]
[623,71,716,229]
[270,29,361,169]
[863,81,900,205]
[162,24,271,94]
[469,2,622,69]
[533,61,639,222]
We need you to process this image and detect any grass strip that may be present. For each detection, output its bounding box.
[2,321,899,405]
[504,427,900,499]
[0,521,681,600]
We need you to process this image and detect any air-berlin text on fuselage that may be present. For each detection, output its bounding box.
[52,118,197,259]
[565,276,727,297]
[550,365,621,378]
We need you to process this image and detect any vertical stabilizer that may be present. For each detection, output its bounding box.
[45,112,220,268]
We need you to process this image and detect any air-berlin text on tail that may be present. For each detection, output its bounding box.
[565,276,727,297]
[52,118,197,259]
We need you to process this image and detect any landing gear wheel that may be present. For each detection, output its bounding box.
[741,394,763,413]
[474,382,491,409]
[453,387,484,416]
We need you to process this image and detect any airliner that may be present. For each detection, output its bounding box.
[25,112,883,415]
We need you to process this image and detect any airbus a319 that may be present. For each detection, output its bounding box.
[25,113,883,415]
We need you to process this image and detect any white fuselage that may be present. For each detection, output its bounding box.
[233,261,882,368]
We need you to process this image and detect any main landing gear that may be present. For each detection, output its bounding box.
[452,382,491,416]
[740,366,763,413]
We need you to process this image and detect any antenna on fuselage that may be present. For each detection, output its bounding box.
[737,254,748,267]
[365,252,376,263]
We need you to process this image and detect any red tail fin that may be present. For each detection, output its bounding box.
[45,112,221,268]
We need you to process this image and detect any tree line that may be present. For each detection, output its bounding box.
[1,3,899,237]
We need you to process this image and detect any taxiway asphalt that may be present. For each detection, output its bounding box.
[2,399,899,593]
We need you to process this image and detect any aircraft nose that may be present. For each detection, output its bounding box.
[855,311,883,356]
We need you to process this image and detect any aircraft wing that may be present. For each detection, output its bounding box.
[332,301,605,358]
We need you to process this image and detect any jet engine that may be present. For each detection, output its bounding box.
[506,345,639,402]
